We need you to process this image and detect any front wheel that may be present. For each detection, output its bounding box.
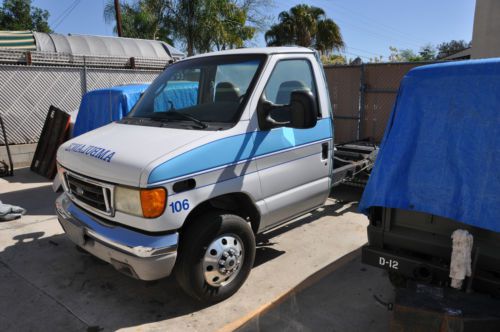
[175,211,256,303]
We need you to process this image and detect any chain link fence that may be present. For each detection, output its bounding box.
[2,56,437,146]
[324,62,437,144]
[0,64,162,145]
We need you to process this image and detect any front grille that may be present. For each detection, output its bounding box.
[65,173,113,214]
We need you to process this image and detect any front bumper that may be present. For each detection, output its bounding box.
[56,193,178,280]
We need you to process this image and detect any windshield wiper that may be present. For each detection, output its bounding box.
[150,100,207,129]
[167,111,207,129]
[148,111,207,129]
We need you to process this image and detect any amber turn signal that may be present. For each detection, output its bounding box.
[140,188,167,218]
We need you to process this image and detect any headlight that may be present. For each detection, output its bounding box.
[115,186,166,218]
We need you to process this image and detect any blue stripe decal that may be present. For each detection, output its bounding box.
[148,118,332,184]
[168,149,323,197]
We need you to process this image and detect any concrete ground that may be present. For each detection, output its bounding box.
[235,253,393,332]
[0,168,394,331]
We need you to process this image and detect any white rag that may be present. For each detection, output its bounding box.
[449,229,473,289]
[0,200,27,221]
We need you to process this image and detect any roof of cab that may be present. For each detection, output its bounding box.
[184,46,315,60]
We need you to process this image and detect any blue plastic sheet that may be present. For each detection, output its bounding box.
[73,82,199,137]
[359,59,500,233]
[73,84,149,137]
[153,81,198,112]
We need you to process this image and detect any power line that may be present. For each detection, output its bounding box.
[316,0,424,49]
[328,1,430,45]
[331,15,422,49]
[318,0,429,46]
[346,46,383,57]
[52,0,82,30]
[341,51,371,60]
[51,0,79,26]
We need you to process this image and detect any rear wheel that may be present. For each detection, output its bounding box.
[175,211,256,303]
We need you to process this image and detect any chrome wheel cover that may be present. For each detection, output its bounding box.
[202,234,244,287]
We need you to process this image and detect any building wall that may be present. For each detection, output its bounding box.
[471,0,500,59]
[0,143,36,168]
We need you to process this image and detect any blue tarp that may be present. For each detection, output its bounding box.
[359,59,500,233]
[73,84,149,137]
[73,81,199,137]
[153,81,198,112]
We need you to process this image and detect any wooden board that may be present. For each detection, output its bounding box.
[30,106,70,179]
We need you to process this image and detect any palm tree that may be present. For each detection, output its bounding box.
[265,4,344,54]
[104,0,262,56]
[103,0,173,43]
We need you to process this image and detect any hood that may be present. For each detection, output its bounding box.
[57,122,210,186]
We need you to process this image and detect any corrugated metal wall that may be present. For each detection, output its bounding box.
[0,65,161,144]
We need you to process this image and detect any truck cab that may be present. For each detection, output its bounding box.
[55,47,334,302]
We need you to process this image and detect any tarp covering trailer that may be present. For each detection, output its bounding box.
[360,59,500,233]
[361,59,500,328]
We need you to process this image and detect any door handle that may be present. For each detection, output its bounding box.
[321,142,329,160]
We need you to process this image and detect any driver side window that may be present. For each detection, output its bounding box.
[263,59,317,105]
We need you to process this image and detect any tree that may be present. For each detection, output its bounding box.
[389,40,470,62]
[419,43,436,61]
[0,0,51,32]
[369,55,384,63]
[206,0,256,51]
[321,54,346,65]
[388,46,421,62]
[105,0,267,56]
[104,0,174,43]
[389,44,436,62]
[437,40,471,59]
[171,0,262,55]
[265,4,343,54]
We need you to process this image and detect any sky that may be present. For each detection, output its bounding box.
[29,0,476,61]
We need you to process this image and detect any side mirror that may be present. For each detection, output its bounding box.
[258,90,318,130]
[289,90,318,129]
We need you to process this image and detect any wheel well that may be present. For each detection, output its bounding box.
[182,193,261,234]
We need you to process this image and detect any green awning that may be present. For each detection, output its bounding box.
[0,31,36,50]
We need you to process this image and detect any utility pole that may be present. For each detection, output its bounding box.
[114,0,123,37]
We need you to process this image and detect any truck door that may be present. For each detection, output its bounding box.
[256,57,332,229]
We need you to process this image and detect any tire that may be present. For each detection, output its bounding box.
[175,211,256,303]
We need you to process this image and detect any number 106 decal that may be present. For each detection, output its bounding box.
[379,257,399,270]
[169,199,190,213]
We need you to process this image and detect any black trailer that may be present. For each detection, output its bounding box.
[358,59,500,330]
[362,207,500,294]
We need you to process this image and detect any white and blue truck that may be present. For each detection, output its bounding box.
[55,47,376,302]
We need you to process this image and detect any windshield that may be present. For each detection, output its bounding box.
[127,54,266,130]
